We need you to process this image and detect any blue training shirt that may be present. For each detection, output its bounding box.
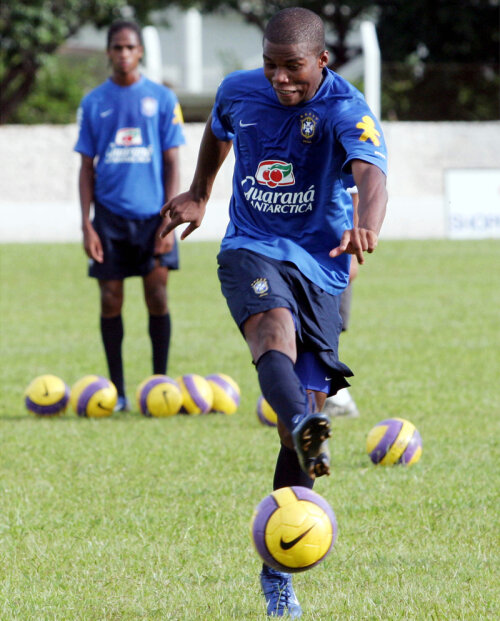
[75,76,185,219]
[211,67,387,295]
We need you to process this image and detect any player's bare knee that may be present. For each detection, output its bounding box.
[144,287,167,315]
[246,310,295,359]
[99,284,123,316]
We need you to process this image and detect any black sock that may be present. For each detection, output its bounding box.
[273,444,314,490]
[256,350,308,432]
[149,313,171,375]
[100,315,125,396]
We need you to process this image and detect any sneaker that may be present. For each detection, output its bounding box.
[114,396,130,412]
[260,564,302,618]
[292,412,331,479]
[323,388,360,419]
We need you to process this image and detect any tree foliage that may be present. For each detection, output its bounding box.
[194,0,499,120]
[376,0,499,119]
[1,0,498,122]
[0,0,170,123]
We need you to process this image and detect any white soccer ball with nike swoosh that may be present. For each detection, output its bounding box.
[24,374,69,416]
[250,486,337,573]
[70,375,117,417]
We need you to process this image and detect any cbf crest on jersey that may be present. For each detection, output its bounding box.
[251,278,269,297]
[141,97,158,117]
[299,112,319,143]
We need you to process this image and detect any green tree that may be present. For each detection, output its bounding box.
[376,0,499,119]
[0,0,175,123]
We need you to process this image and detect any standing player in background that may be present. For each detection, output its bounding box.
[75,20,185,411]
[161,7,387,617]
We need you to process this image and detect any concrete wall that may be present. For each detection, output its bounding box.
[1,122,499,243]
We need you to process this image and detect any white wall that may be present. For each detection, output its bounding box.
[1,122,499,243]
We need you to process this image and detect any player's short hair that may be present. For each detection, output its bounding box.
[264,7,325,56]
[107,20,143,49]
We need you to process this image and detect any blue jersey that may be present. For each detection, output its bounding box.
[211,68,387,294]
[75,76,185,219]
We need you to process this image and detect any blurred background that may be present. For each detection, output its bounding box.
[1,0,499,241]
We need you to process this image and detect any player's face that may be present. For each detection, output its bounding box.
[107,29,143,79]
[263,40,329,106]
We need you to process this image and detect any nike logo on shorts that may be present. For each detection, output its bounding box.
[239,120,257,127]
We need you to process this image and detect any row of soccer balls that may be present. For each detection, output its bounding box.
[24,373,241,418]
[25,374,423,467]
[24,372,277,423]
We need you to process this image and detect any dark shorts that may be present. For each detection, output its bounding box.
[89,203,179,280]
[217,248,352,395]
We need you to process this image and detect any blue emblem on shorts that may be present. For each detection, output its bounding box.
[251,277,269,296]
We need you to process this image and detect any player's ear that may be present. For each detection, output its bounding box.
[318,50,329,68]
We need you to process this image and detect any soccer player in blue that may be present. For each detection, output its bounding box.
[161,7,387,616]
[75,20,185,411]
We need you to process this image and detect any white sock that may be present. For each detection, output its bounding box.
[327,387,353,406]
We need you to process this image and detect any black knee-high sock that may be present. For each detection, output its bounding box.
[273,444,314,490]
[149,313,171,374]
[256,350,309,432]
[100,315,125,397]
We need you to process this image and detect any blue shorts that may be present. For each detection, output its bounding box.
[217,248,352,395]
[89,203,179,280]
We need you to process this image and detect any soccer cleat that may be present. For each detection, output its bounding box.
[292,412,331,478]
[323,388,360,419]
[260,564,302,618]
[114,395,130,412]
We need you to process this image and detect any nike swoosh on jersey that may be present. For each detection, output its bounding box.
[239,120,257,127]
[279,524,315,550]
[100,109,113,118]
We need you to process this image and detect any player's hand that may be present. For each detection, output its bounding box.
[154,222,175,255]
[159,191,207,240]
[329,227,378,264]
[82,222,104,263]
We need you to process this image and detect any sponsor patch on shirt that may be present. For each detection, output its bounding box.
[115,128,143,146]
[255,160,295,188]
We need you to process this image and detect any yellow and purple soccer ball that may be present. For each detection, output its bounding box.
[206,373,240,414]
[251,486,337,573]
[136,375,183,417]
[24,374,69,416]
[256,395,278,427]
[366,417,423,465]
[176,374,213,415]
[70,375,117,418]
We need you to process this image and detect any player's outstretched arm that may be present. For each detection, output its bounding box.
[329,160,387,264]
[160,115,233,240]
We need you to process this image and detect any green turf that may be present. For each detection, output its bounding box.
[0,240,499,620]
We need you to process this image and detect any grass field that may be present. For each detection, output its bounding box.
[0,240,499,620]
